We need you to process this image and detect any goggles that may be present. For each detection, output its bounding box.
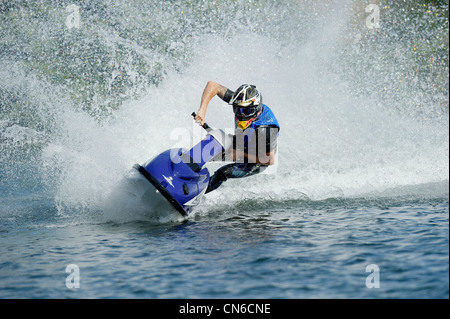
[233,105,258,120]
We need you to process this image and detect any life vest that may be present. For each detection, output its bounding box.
[234,105,280,155]
[235,104,280,132]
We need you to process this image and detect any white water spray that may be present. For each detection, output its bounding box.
[1,1,447,222]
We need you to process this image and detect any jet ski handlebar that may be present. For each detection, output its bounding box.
[191,112,211,131]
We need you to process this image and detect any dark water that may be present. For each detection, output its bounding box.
[0,188,448,299]
[1,0,449,299]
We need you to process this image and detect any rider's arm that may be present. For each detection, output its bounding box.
[195,81,233,125]
[232,149,276,165]
[231,126,279,165]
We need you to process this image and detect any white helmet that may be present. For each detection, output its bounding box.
[229,84,262,120]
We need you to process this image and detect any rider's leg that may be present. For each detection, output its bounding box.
[205,163,267,194]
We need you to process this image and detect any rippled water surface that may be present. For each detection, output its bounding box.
[1,193,448,299]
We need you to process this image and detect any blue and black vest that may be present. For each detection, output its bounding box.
[234,104,280,155]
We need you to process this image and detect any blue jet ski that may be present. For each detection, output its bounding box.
[134,113,233,216]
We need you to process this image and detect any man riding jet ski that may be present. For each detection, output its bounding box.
[194,81,280,193]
